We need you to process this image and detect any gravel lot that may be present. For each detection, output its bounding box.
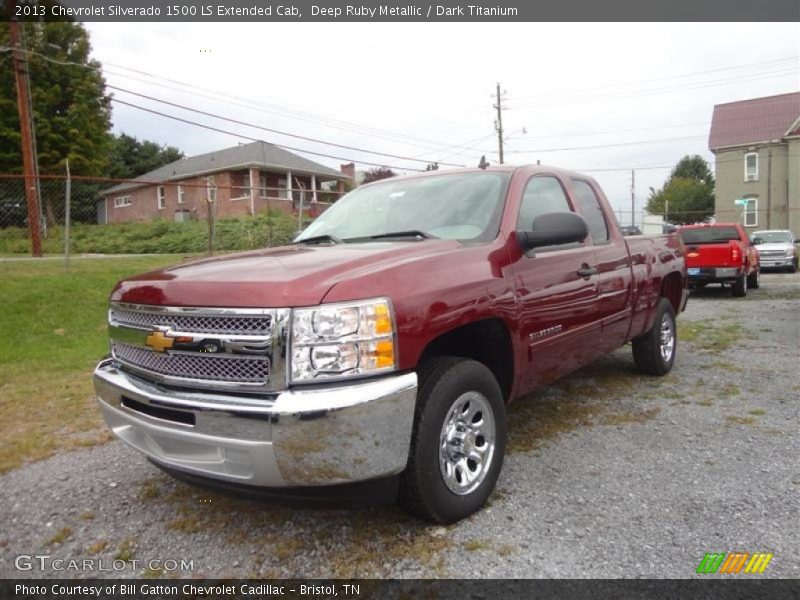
[2,272,798,579]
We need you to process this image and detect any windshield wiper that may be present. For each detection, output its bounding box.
[346,230,438,242]
[293,234,344,245]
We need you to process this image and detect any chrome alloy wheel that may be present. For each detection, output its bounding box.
[659,313,675,363]
[439,391,496,495]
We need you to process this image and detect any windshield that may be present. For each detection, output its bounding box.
[680,227,741,244]
[751,231,792,244]
[296,171,510,243]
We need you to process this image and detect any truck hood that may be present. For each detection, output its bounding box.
[754,242,792,252]
[111,240,463,308]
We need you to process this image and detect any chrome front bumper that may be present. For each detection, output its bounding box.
[94,360,418,488]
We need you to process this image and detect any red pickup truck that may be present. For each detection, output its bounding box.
[94,166,687,523]
[679,223,760,296]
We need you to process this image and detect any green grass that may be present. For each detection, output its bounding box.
[677,320,745,354]
[0,212,299,255]
[0,255,196,473]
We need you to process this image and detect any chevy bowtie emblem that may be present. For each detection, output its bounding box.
[145,330,174,353]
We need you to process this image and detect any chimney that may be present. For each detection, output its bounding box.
[340,162,356,181]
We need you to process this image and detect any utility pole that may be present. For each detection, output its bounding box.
[630,169,635,227]
[493,83,506,165]
[10,21,42,257]
[766,143,772,229]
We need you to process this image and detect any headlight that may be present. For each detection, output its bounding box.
[786,248,795,258]
[290,298,396,383]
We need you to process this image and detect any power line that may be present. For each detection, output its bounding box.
[107,85,467,168]
[110,98,425,172]
[15,47,493,157]
[512,68,798,109]
[512,55,799,101]
[100,59,493,153]
[507,135,709,153]
[103,67,492,157]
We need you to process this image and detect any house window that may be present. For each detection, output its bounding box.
[259,175,268,197]
[177,185,185,204]
[744,153,758,182]
[157,186,166,210]
[235,172,250,199]
[114,196,131,208]
[744,198,758,227]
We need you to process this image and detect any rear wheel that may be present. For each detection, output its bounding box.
[399,357,506,523]
[732,273,747,297]
[747,268,760,289]
[632,298,677,376]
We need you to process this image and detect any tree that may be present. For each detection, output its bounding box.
[1,21,112,226]
[646,155,715,225]
[670,154,714,186]
[0,22,112,176]
[425,163,439,171]
[362,166,397,184]
[107,133,184,180]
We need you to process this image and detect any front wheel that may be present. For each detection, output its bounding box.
[399,357,506,524]
[632,298,677,376]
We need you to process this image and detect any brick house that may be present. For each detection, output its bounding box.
[98,141,355,224]
[708,92,800,237]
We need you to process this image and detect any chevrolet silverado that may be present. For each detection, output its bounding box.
[94,165,688,523]
[680,223,760,296]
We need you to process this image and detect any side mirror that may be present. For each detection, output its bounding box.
[517,211,588,250]
[752,237,764,245]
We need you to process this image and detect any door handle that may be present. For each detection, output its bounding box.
[577,264,597,278]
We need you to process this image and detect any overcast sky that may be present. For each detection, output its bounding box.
[84,22,799,222]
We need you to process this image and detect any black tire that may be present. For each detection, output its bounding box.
[632,298,677,376]
[399,357,506,524]
[732,273,747,297]
[747,268,760,289]
[789,261,797,274]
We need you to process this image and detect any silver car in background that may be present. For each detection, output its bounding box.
[750,230,798,273]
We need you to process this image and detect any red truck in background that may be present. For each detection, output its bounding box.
[94,165,688,523]
[679,223,760,297]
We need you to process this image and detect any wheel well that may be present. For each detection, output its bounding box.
[661,272,682,313]
[417,319,514,402]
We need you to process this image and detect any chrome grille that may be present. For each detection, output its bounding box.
[758,250,785,257]
[112,342,269,384]
[110,308,272,336]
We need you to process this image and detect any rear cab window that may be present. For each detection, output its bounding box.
[680,227,742,244]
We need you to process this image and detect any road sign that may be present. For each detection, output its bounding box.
[734,198,749,206]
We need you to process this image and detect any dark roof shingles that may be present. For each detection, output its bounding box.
[103,141,345,194]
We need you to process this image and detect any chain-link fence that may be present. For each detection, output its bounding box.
[2,173,796,256]
[0,173,343,257]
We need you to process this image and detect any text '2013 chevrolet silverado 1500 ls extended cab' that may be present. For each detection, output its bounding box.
[94,165,688,523]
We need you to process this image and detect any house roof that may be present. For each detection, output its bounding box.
[708,92,800,150]
[102,141,347,195]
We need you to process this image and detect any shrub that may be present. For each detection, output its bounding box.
[0,211,299,255]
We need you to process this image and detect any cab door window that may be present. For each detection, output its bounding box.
[517,176,580,251]
[570,179,609,244]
